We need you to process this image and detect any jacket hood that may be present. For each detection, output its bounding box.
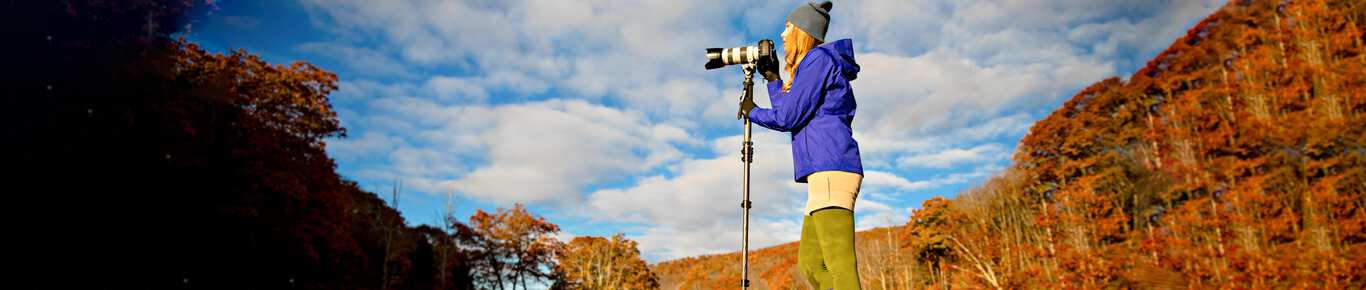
[814,39,859,81]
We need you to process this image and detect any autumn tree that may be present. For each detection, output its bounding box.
[902,197,955,287]
[551,233,658,290]
[455,204,563,290]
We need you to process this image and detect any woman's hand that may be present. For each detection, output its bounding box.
[757,44,782,83]
[760,67,782,83]
[738,93,757,120]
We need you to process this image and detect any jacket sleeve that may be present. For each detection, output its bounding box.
[748,54,831,132]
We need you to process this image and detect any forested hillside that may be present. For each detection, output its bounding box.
[653,0,1366,288]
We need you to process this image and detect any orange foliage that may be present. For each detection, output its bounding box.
[456,204,563,290]
[553,234,659,289]
[174,40,345,151]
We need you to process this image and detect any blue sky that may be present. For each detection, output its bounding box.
[185,0,1222,262]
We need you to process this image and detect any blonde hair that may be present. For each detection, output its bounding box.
[783,23,823,92]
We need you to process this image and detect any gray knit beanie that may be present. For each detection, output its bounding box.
[787,1,833,42]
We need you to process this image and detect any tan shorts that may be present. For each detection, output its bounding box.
[804,171,863,215]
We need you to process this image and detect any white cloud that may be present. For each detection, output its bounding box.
[298,0,749,118]
[452,100,689,204]
[852,49,1111,140]
[897,143,1007,169]
[295,42,414,79]
[870,163,1006,195]
[303,0,1221,163]
[862,170,920,190]
[390,146,466,179]
[422,76,489,103]
[328,131,403,163]
[582,147,995,260]
[632,218,802,262]
[854,198,908,230]
[839,0,1221,176]
[584,133,806,261]
[301,0,1227,262]
[341,96,689,205]
[333,79,415,103]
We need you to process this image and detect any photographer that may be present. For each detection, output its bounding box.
[740,1,864,289]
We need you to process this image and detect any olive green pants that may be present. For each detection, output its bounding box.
[798,208,861,290]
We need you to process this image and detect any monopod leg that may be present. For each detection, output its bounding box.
[740,119,753,289]
[739,64,755,290]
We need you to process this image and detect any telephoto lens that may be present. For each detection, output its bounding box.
[705,39,776,70]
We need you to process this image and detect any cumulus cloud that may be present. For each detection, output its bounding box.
[297,0,758,119]
[632,218,802,262]
[584,133,806,261]
[862,170,921,190]
[450,100,688,204]
[328,131,403,163]
[298,0,1225,261]
[422,76,489,103]
[332,93,689,205]
[854,198,909,230]
[295,42,415,79]
[897,143,1008,169]
[838,0,1222,172]
[851,48,1111,154]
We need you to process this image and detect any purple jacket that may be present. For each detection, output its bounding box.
[749,39,862,183]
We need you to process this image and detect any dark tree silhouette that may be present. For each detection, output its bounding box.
[4,1,477,289]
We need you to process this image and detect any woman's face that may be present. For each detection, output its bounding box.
[781,22,793,43]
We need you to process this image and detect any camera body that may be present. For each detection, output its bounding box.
[706,39,780,81]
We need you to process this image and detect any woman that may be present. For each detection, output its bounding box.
[740,1,863,289]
